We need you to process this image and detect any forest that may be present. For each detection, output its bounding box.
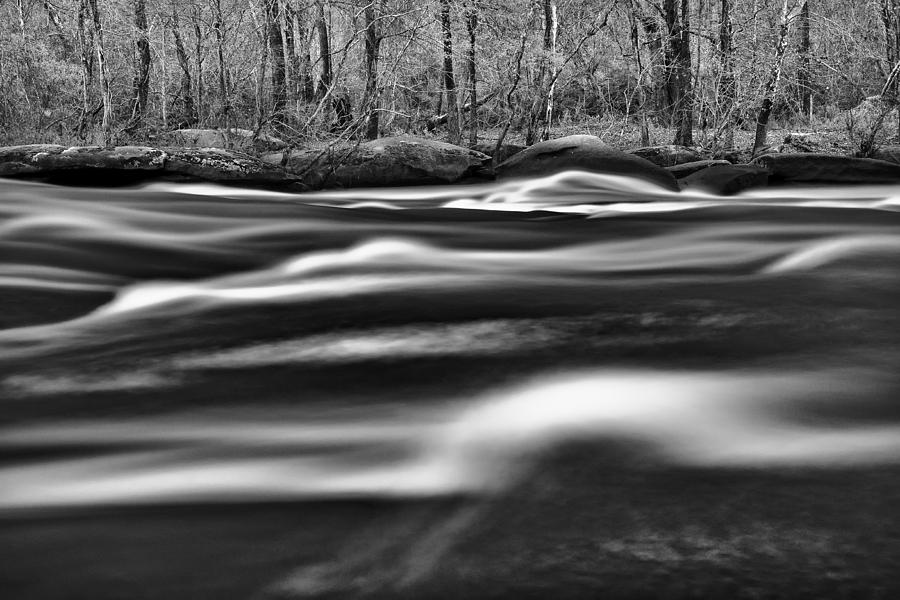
[1,0,898,157]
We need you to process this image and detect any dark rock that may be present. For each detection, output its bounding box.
[629,145,702,167]
[495,135,678,191]
[667,159,732,179]
[680,164,769,195]
[472,142,527,164]
[0,145,295,186]
[751,153,900,184]
[162,128,287,153]
[282,136,492,188]
[872,146,900,165]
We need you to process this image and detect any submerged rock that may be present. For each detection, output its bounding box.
[752,153,900,184]
[281,136,492,188]
[495,135,679,191]
[679,164,769,195]
[629,145,702,167]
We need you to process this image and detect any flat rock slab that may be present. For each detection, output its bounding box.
[752,153,900,184]
[281,136,492,188]
[0,145,296,186]
[679,164,770,195]
[667,159,732,179]
[629,145,702,167]
[496,135,679,191]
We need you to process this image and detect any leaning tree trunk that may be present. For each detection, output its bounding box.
[130,0,151,127]
[86,0,112,146]
[363,1,381,140]
[440,0,461,145]
[464,1,478,146]
[752,0,805,156]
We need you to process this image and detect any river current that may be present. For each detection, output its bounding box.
[1,172,899,598]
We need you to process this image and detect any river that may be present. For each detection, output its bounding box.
[1,172,899,599]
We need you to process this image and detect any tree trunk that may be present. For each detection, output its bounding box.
[881,0,900,141]
[316,1,333,98]
[86,0,112,145]
[465,1,478,146]
[363,1,381,140]
[635,1,666,120]
[665,0,693,145]
[526,0,556,145]
[753,0,805,155]
[293,8,314,102]
[797,0,811,121]
[541,2,558,141]
[440,0,460,145]
[718,0,735,148]
[171,8,196,126]
[267,0,287,126]
[213,0,229,127]
[192,9,204,121]
[76,0,94,138]
[130,0,151,126]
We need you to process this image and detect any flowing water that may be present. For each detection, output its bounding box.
[1,172,900,599]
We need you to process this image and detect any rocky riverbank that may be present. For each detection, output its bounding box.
[3,134,900,194]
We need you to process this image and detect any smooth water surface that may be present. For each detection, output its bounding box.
[1,172,899,599]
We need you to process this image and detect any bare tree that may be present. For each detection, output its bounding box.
[170,7,196,127]
[717,0,736,148]
[439,0,461,144]
[129,0,151,127]
[86,0,113,145]
[752,0,807,156]
[664,0,693,145]
[363,0,382,139]
[464,0,478,145]
[797,0,811,121]
[267,0,287,128]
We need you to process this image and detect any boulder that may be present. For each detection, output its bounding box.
[162,128,288,153]
[679,164,769,195]
[282,136,492,188]
[0,145,296,186]
[667,159,732,179]
[629,145,702,167]
[751,153,900,184]
[495,135,679,191]
[872,146,900,165]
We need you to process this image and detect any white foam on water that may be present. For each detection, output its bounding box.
[763,235,900,273]
[2,369,898,509]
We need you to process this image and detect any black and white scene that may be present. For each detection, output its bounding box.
[1,0,900,598]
